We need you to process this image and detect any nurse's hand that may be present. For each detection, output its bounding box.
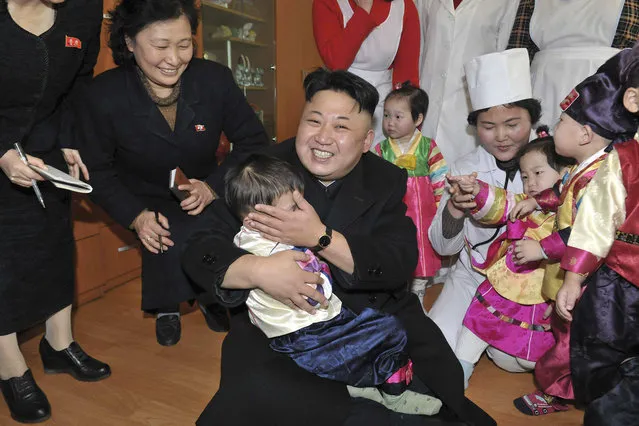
[61,148,89,181]
[355,0,373,13]
[179,179,216,216]
[448,184,477,211]
[447,172,480,196]
[0,149,45,188]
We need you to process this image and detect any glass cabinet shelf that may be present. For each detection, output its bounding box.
[201,0,275,140]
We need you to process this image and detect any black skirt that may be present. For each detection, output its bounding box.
[0,168,74,335]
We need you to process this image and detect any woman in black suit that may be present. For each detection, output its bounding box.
[77,0,269,347]
[0,0,110,423]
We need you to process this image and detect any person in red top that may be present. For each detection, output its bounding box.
[313,0,420,148]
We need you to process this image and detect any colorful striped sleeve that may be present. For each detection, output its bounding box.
[470,181,527,226]
[427,139,447,207]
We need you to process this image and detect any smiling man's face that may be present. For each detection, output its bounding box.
[295,90,373,183]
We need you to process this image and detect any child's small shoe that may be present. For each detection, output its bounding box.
[513,390,570,416]
[379,360,413,395]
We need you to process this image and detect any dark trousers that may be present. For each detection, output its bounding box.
[196,294,493,426]
[571,265,639,426]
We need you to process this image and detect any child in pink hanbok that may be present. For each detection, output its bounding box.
[448,128,574,389]
[375,84,448,302]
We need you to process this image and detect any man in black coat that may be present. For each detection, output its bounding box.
[183,69,495,426]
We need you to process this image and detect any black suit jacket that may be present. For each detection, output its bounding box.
[77,59,269,229]
[0,0,102,161]
[183,138,418,313]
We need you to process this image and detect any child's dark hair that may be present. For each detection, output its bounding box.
[303,68,379,118]
[467,98,542,127]
[224,154,305,219]
[385,82,429,122]
[517,125,575,172]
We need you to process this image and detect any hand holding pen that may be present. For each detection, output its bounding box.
[0,143,46,207]
[155,211,164,254]
[132,210,173,254]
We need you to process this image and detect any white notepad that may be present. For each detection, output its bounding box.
[29,164,93,194]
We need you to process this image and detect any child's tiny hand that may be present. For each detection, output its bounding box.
[543,303,553,320]
[447,172,479,196]
[446,174,461,198]
[555,279,582,321]
[513,239,544,264]
[509,198,539,222]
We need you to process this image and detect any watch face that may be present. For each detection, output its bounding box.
[319,234,331,248]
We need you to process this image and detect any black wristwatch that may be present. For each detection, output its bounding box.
[314,226,332,251]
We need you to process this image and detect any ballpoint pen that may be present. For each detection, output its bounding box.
[155,211,163,254]
[13,142,46,209]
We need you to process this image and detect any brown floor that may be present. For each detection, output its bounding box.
[0,280,583,425]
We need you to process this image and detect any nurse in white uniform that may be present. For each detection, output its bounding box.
[427,49,541,351]
[415,0,520,164]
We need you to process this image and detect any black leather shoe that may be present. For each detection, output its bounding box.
[39,338,111,382]
[156,314,181,346]
[0,370,50,424]
[199,303,230,332]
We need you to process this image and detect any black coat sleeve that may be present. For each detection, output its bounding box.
[204,66,270,197]
[76,81,148,228]
[58,1,102,149]
[337,169,418,292]
[182,200,251,307]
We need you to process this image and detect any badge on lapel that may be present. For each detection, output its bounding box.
[65,35,82,49]
[195,124,206,132]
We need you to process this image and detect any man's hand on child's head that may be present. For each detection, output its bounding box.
[249,191,324,248]
[513,239,544,264]
[509,198,539,222]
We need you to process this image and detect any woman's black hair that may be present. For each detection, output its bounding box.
[385,82,429,122]
[516,125,575,172]
[303,68,379,118]
[467,98,542,127]
[224,154,305,220]
[109,0,199,66]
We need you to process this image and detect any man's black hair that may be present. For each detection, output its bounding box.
[303,68,379,118]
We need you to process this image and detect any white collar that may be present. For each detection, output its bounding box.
[571,146,607,178]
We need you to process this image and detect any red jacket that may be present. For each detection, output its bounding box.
[312,0,420,87]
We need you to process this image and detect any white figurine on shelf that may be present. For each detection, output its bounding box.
[212,0,232,8]
[241,23,253,40]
